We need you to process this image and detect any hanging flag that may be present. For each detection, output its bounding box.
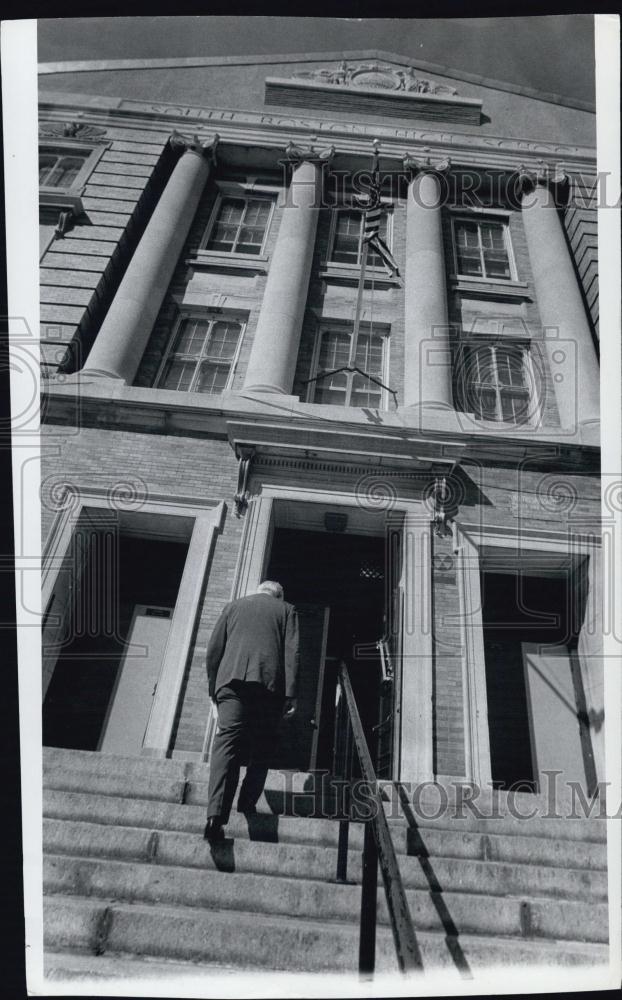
[361,165,400,277]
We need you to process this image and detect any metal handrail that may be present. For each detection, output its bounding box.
[334,660,423,976]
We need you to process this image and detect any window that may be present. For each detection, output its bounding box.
[310,326,388,408]
[453,218,513,280]
[156,316,243,395]
[39,150,90,189]
[329,209,391,268]
[203,196,273,256]
[457,341,534,424]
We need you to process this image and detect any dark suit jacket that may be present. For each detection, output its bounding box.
[206,593,299,700]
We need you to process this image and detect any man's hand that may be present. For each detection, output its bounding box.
[283,697,297,718]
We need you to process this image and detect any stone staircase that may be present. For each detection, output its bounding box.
[42,747,609,983]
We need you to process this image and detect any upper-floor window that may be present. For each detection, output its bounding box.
[156,315,244,395]
[452,217,514,280]
[38,145,104,195]
[202,195,273,256]
[457,340,535,424]
[309,324,389,408]
[329,208,392,268]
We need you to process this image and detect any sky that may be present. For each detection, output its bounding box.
[37,15,596,105]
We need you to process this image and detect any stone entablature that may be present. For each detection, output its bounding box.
[39,94,597,175]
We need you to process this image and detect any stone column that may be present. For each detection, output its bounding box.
[243,145,333,395]
[519,170,600,430]
[402,156,454,412]
[82,132,219,383]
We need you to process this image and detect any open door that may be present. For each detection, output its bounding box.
[271,603,329,772]
[522,641,594,793]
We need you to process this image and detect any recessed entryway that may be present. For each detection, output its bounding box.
[43,533,188,753]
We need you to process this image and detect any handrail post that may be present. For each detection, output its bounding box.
[359,820,379,978]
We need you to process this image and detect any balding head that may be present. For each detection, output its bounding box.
[256,580,284,600]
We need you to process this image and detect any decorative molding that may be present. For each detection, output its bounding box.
[170,129,220,163]
[403,151,452,176]
[39,120,107,140]
[293,61,459,97]
[516,162,571,197]
[283,140,336,166]
[234,445,255,516]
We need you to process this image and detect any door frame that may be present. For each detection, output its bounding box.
[42,485,225,758]
[452,520,602,788]
[228,485,435,782]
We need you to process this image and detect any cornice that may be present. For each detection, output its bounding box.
[41,378,600,471]
[38,95,597,172]
[37,48,596,114]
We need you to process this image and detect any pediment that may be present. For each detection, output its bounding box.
[265,58,483,125]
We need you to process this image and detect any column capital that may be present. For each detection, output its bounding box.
[169,130,220,164]
[402,152,451,179]
[515,162,570,199]
[283,140,336,167]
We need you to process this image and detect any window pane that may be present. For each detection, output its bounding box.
[351,372,381,408]
[500,389,530,424]
[354,333,384,377]
[496,347,526,387]
[42,154,87,189]
[39,154,57,185]
[196,362,230,395]
[174,318,210,356]
[243,200,271,227]
[205,198,243,252]
[456,222,480,247]
[318,331,351,371]
[314,371,348,406]
[332,211,361,264]
[236,227,264,254]
[161,360,195,392]
[456,246,482,275]
[475,387,497,420]
[207,321,241,359]
[483,249,511,279]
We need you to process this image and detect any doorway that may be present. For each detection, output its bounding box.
[266,526,387,773]
[480,569,594,792]
[43,533,188,753]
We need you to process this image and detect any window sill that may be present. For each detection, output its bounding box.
[450,275,531,300]
[187,251,269,274]
[39,189,85,214]
[319,262,400,288]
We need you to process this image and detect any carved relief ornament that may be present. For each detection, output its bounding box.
[294,61,458,97]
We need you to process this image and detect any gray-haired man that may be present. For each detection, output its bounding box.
[204,581,300,842]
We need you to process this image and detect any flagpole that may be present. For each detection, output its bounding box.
[348,238,368,369]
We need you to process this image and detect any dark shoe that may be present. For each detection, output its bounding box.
[203,818,225,843]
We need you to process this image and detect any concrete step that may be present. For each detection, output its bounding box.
[43,750,607,844]
[44,894,609,974]
[43,893,398,974]
[44,949,241,981]
[44,853,609,944]
[43,788,609,871]
[43,818,608,902]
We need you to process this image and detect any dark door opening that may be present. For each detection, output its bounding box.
[480,571,589,791]
[43,533,188,752]
[266,527,387,772]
